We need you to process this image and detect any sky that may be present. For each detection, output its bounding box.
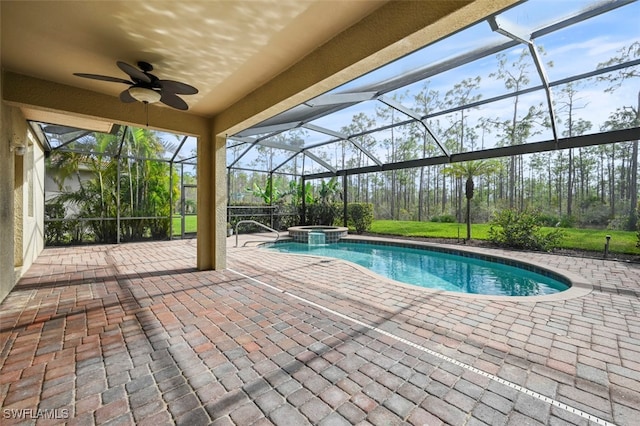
[228,0,640,175]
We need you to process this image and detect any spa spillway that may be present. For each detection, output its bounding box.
[287,226,348,244]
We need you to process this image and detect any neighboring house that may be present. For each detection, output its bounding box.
[44,162,93,217]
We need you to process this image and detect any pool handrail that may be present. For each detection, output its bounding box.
[235,220,280,247]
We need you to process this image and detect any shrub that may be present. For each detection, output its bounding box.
[307,202,340,226]
[488,209,564,251]
[558,215,576,228]
[348,203,374,234]
[430,214,456,223]
[44,200,69,245]
[607,216,629,231]
[536,213,559,227]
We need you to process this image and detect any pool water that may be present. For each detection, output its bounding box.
[262,241,569,296]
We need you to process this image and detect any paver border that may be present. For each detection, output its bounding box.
[260,235,593,303]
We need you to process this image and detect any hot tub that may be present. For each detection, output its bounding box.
[287,226,348,243]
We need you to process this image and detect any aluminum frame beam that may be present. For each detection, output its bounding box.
[304,127,640,179]
[488,15,559,142]
[377,95,451,158]
[303,123,383,166]
[305,92,377,107]
[305,151,337,173]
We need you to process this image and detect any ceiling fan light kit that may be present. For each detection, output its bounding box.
[128,86,161,104]
[73,61,198,111]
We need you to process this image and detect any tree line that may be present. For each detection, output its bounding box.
[230,43,639,231]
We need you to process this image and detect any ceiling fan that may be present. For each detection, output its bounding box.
[74,61,198,111]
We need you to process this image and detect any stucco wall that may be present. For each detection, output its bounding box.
[18,130,45,275]
[0,104,16,302]
[0,102,44,302]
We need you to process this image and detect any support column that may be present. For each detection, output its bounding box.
[343,174,348,227]
[197,133,226,270]
[0,108,16,302]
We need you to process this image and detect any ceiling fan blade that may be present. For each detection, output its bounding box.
[160,92,189,110]
[74,73,133,84]
[158,80,198,95]
[117,61,151,83]
[119,89,136,103]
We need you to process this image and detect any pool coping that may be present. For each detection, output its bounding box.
[262,234,593,302]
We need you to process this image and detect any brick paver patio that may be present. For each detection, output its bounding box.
[0,236,638,425]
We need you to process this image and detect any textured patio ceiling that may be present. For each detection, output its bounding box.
[4,0,638,172]
[1,0,386,121]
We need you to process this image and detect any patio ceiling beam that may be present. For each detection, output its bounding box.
[304,127,640,179]
[377,95,450,158]
[3,72,208,136]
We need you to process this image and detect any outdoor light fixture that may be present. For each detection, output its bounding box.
[128,87,161,104]
[12,144,26,156]
[10,131,26,156]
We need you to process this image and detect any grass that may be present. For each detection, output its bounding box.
[172,215,197,236]
[370,220,639,255]
[554,228,637,254]
[169,215,638,255]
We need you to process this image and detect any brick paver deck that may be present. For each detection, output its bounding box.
[0,236,638,425]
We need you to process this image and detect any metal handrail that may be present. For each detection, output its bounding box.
[235,220,280,247]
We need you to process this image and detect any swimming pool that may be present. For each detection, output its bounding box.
[262,241,569,296]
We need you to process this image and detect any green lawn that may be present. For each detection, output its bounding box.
[172,215,197,236]
[169,216,638,255]
[370,220,639,255]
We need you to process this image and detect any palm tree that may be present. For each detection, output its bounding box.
[316,177,342,225]
[443,160,500,240]
[46,128,178,243]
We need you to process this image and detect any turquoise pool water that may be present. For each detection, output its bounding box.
[262,241,569,296]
